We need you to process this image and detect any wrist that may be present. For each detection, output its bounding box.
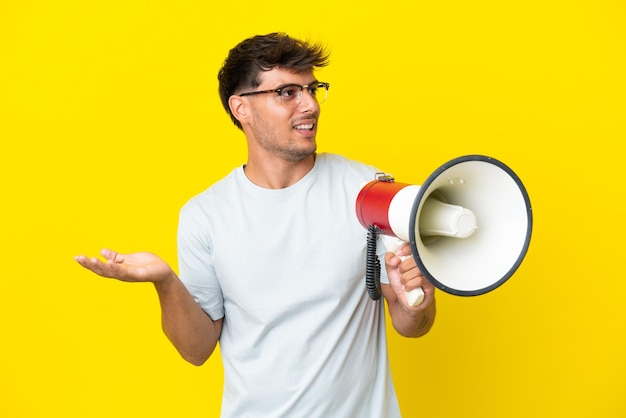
[153,270,179,291]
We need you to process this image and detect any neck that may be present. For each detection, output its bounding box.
[244,153,316,189]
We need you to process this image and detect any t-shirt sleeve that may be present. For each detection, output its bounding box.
[177,201,225,320]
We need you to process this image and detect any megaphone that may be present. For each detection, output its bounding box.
[356,155,532,306]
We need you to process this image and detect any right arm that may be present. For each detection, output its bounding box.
[154,269,222,365]
[74,249,222,366]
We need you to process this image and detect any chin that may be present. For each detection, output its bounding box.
[285,144,317,163]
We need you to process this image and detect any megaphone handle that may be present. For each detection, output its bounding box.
[379,235,425,307]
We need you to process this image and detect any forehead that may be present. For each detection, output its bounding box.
[257,68,316,87]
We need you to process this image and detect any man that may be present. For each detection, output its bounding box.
[75,32,436,417]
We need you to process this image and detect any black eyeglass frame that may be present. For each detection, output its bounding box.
[238,82,330,105]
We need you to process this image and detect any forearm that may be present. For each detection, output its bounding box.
[154,273,222,366]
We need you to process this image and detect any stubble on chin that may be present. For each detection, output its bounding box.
[281,140,317,163]
[251,112,318,163]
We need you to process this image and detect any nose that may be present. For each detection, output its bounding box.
[298,88,319,112]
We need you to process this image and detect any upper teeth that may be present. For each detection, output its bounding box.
[295,124,314,130]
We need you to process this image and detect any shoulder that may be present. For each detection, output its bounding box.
[179,167,240,219]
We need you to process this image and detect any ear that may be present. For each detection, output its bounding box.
[229,95,249,125]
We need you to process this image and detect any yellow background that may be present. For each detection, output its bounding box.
[1,0,624,417]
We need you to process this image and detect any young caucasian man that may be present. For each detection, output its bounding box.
[75,32,436,418]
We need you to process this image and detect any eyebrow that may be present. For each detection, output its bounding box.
[273,80,320,89]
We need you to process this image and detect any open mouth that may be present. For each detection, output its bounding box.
[294,123,315,132]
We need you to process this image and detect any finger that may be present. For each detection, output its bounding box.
[396,243,412,258]
[74,255,106,275]
[74,255,102,269]
[100,248,123,263]
[401,268,428,286]
[399,259,420,275]
[407,275,435,293]
[74,255,121,279]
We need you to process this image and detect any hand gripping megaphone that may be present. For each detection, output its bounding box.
[356,155,532,306]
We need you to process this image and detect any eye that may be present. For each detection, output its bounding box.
[308,85,319,97]
[279,85,300,100]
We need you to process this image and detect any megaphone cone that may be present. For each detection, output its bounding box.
[356,155,532,304]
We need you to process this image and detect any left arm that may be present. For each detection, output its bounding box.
[381,244,436,337]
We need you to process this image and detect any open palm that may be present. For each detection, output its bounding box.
[74,248,174,284]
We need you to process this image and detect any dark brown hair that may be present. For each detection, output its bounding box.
[217,33,330,129]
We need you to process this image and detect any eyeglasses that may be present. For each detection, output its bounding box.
[239,82,330,107]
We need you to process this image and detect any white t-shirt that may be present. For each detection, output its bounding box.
[177,153,400,418]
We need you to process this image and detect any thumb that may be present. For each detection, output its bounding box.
[100,248,123,263]
[385,251,401,269]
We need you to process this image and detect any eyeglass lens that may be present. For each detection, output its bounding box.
[280,84,328,106]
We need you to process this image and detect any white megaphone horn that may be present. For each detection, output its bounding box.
[355,155,533,306]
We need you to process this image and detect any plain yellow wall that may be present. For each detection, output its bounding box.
[1,0,624,417]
